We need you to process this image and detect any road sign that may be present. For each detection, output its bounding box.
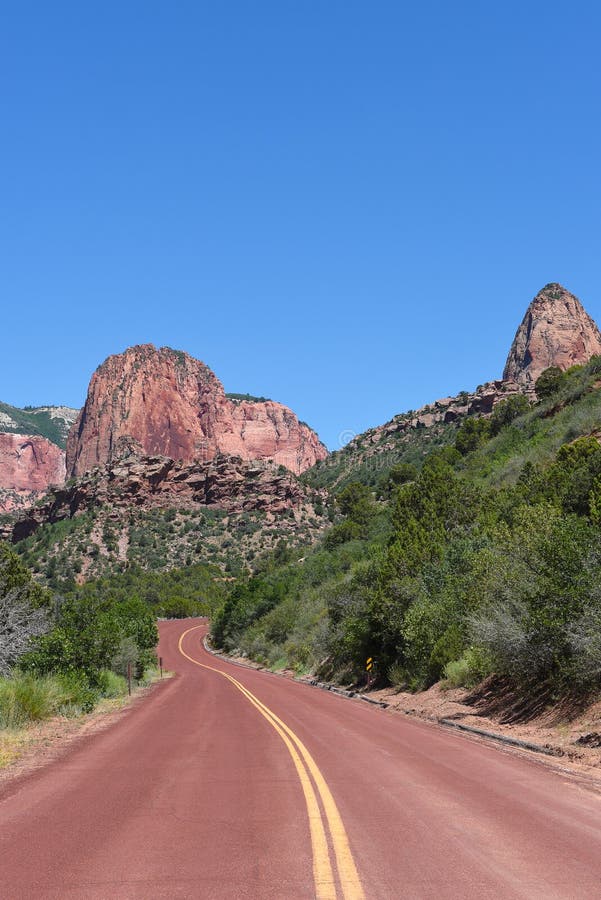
[366,657,373,672]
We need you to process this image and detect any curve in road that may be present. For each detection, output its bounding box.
[179,623,364,900]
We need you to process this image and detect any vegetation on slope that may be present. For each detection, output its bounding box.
[0,402,77,448]
[225,392,271,403]
[13,503,324,585]
[213,359,601,702]
[0,542,159,727]
[302,416,457,494]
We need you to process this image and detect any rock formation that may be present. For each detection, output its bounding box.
[0,434,65,512]
[503,283,601,389]
[7,453,322,543]
[66,345,327,478]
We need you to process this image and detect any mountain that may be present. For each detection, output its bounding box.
[2,345,329,581]
[6,452,327,583]
[503,283,601,388]
[306,282,601,493]
[6,283,601,585]
[0,434,66,513]
[0,403,79,448]
[66,345,327,478]
[0,404,78,511]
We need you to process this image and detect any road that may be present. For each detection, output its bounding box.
[1,618,601,899]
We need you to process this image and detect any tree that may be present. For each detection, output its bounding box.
[0,589,49,676]
[377,463,418,499]
[337,482,374,524]
[0,544,50,676]
[490,394,530,435]
[535,366,565,400]
[455,417,491,455]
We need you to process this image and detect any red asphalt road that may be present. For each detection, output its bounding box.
[1,618,601,899]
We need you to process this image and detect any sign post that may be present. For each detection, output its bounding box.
[366,656,375,688]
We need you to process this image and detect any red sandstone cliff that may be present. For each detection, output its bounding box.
[0,434,66,512]
[503,283,601,389]
[66,345,327,478]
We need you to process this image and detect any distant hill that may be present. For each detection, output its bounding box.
[0,402,79,449]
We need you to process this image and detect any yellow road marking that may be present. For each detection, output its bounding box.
[178,625,365,900]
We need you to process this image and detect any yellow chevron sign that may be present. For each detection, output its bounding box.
[366,657,373,672]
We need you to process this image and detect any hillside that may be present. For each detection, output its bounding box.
[5,453,328,587]
[304,283,599,494]
[212,359,601,710]
[303,381,512,494]
[0,403,78,448]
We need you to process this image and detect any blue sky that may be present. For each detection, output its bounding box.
[2,1,600,449]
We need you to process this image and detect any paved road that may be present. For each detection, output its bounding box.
[2,618,601,899]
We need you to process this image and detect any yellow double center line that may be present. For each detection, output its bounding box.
[178,625,364,900]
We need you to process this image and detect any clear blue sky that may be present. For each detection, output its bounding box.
[2,1,600,449]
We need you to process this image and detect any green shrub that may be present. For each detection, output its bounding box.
[455,417,491,455]
[443,656,471,688]
[535,366,565,400]
[96,669,128,698]
[0,674,87,726]
[428,624,464,682]
[443,648,490,688]
[387,662,407,690]
[490,395,530,435]
[11,675,63,721]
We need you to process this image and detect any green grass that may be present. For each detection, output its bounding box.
[460,375,601,488]
[0,669,137,728]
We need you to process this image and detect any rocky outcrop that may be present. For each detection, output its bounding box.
[66,345,327,478]
[0,434,66,513]
[7,453,321,543]
[503,283,601,389]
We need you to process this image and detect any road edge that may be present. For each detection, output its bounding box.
[201,634,601,789]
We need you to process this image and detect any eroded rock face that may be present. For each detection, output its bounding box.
[0,434,66,512]
[8,453,319,543]
[66,345,327,478]
[503,283,601,389]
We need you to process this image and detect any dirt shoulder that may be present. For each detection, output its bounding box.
[367,680,601,778]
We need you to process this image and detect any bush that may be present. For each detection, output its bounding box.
[387,662,407,690]
[96,669,128,698]
[0,673,97,726]
[490,395,530,435]
[1,675,61,724]
[567,604,601,688]
[455,417,491,455]
[55,671,98,713]
[377,463,418,499]
[535,366,565,400]
[443,648,490,688]
[428,623,464,682]
[111,636,139,678]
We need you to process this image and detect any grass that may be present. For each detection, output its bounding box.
[0,675,68,728]
[0,667,172,771]
[457,380,601,488]
[0,667,151,730]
